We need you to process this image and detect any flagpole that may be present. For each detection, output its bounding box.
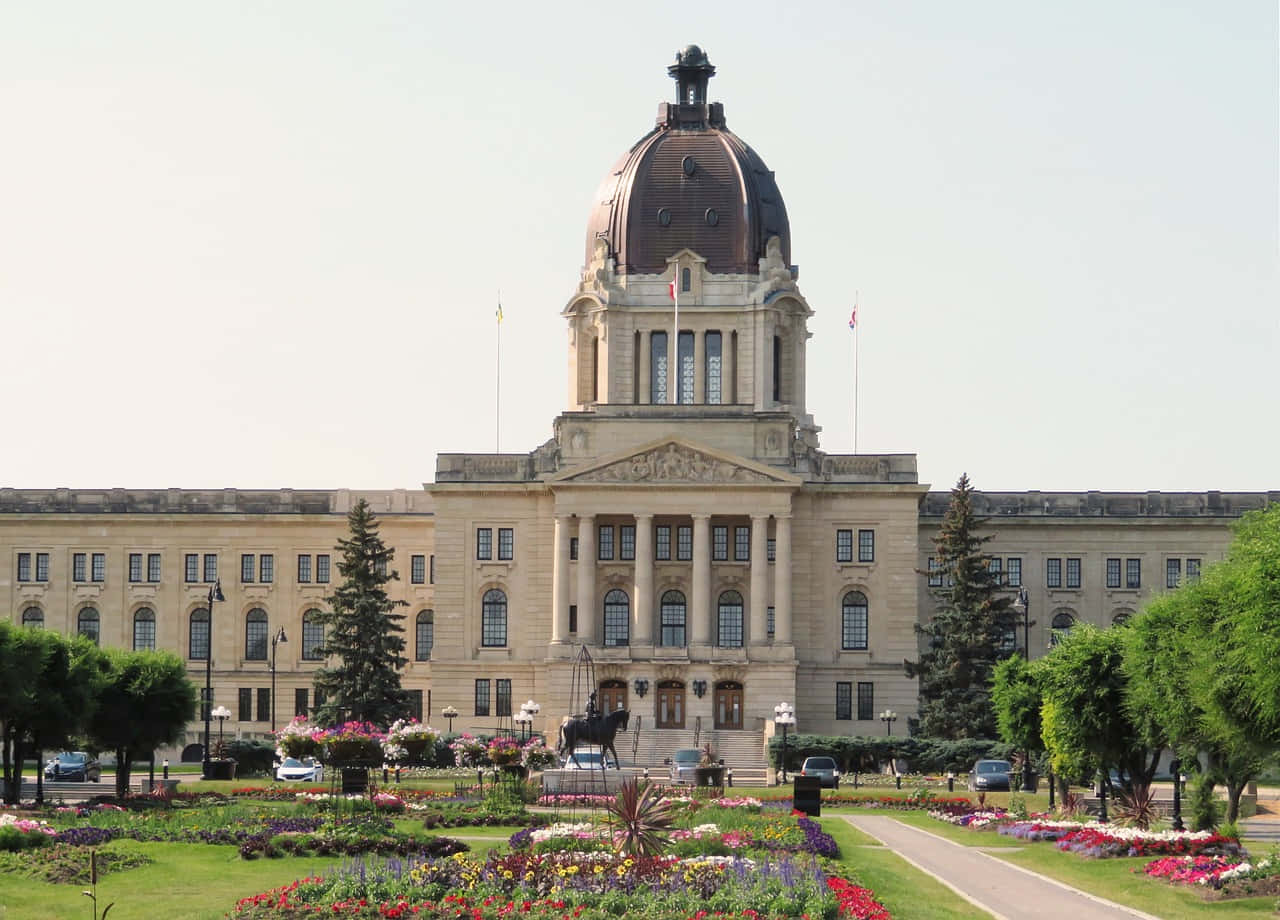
[496,290,501,454]
[853,291,859,454]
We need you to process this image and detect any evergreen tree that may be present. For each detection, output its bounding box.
[904,473,1016,739]
[312,499,410,728]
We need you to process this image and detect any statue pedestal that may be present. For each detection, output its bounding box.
[541,769,631,796]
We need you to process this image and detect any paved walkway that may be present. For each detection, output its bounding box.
[842,815,1160,920]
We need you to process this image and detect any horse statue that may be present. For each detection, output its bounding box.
[557,708,630,769]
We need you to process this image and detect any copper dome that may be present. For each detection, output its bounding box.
[584,48,791,276]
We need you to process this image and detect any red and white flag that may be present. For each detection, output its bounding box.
[669,279,677,300]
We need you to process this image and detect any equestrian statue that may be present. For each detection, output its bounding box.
[557,701,630,769]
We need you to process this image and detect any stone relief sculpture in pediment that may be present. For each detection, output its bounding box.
[571,443,777,484]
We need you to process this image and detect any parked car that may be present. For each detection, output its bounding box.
[968,759,1012,792]
[562,745,618,770]
[275,757,324,782]
[666,747,703,784]
[800,756,841,788]
[44,751,101,782]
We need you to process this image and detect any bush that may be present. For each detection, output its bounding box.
[0,826,50,852]
[224,739,276,776]
[1188,774,1222,832]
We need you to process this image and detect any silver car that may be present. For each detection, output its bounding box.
[800,756,841,788]
[666,748,702,784]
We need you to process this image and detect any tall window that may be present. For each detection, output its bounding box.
[474,679,491,716]
[660,591,686,646]
[1046,558,1062,588]
[767,538,776,562]
[241,554,255,583]
[91,553,105,582]
[203,553,217,582]
[298,555,312,583]
[676,525,692,561]
[1050,611,1076,645]
[772,334,782,402]
[836,530,853,563]
[245,608,268,660]
[1186,558,1201,581]
[569,538,579,561]
[295,688,308,718]
[1066,557,1081,589]
[429,555,435,584]
[678,331,694,404]
[148,553,161,582]
[734,526,750,561]
[656,526,671,560]
[858,530,875,563]
[316,554,330,583]
[619,525,635,561]
[259,554,274,583]
[21,607,43,629]
[927,557,942,587]
[78,608,100,644]
[1006,558,1022,587]
[767,606,775,639]
[496,679,512,717]
[1106,557,1121,588]
[476,528,492,560]
[1126,558,1142,589]
[416,610,434,661]
[129,553,143,583]
[411,555,425,584]
[988,558,1003,582]
[857,682,874,720]
[717,591,744,648]
[257,688,270,722]
[189,608,209,660]
[598,525,615,561]
[133,608,156,650]
[681,266,691,292]
[36,553,50,582]
[482,589,507,647]
[835,682,852,720]
[650,331,668,403]
[1166,558,1181,589]
[302,609,324,660]
[16,553,30,582]
[498,528,513,561]
[712,526,728,561]
[603,589,630,646]
[186,554,199,583]
[705,331,722,404]
[73,553,87,582]
[239,687,253,721]
[841,591,869,650]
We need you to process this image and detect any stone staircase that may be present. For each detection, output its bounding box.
[615,724,770,785]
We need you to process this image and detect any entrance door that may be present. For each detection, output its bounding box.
[599,680,628,714]
[714,681,743,730]
[655,680,685,729]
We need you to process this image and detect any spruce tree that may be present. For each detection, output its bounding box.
[904,473,1016,739]
[312,499,409,728]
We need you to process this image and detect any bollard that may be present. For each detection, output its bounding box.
[396,768,402,784]
[477,769,484,793]
[383,767,389,783]
[947,775,954,793]
[727,768,733,787]
[895,775,901,790]
[163,759,170,780]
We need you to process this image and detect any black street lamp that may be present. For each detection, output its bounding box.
[202,579,225,780]
[880,709,898,736]
[773,701,795,783]
[1011,587,1038,792]
[270,627,288,733]
[1170,758,1184,831]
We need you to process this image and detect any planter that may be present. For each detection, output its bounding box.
[280,736,321,760]
[323,739,382,764]
[341,767,369,795]
[204,760,237,781]
[694,766,725,787]
[400,738,432,764]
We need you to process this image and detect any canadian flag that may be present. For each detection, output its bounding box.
[668,279,677,300]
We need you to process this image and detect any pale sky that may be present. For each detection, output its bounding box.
[3,1,1277,494]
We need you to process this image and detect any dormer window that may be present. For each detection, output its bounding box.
[681,267,691,292]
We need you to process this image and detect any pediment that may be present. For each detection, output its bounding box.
[553,438,799,486]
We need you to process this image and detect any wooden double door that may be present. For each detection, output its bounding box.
[714,681,743,730]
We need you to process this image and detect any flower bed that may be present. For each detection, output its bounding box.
[929,808,1009,828]
[1054,825,1244,860]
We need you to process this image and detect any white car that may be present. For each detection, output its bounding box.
[562,745,618,770]
[276,757,324,782]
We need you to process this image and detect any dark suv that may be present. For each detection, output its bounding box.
[44,752,102,782]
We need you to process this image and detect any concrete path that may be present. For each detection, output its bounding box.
[842,815,1160,920]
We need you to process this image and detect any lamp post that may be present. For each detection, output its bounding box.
[270,627,288,733]
[773,702,795,783]
[442,705,458,734]
[521,700,540,741]
[879,709,898,736]
[201,579,226,779]
[211,705,231,758]
[1011,587,1038,792]
[1170,758,1184,831]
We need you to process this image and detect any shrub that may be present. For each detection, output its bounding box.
[224,739,276,776]
[1188,774,1222,832]
[1113,782,1159,830]
[0,825,50,852]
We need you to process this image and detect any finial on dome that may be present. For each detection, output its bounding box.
[668,44,715,106]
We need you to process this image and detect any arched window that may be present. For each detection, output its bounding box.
[78,608,100,645]
[841,591,869,650]
[1112,610,1133,627]
[1050,611,1076,647]
[603,589,630,647]
[416,610,434,661]
[245,608,268,660]
[21,607,43,629]
[717,591,744,648]
[681,266,691,292]
[133,607,156,651]
[302,609,325,660]
[482,589,507,647]
[660,591,686,647]
[189,608,209,660]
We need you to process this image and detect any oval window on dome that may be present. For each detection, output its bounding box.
[657,208,671,227]
[705,208,719,227]
[682,155,697,177]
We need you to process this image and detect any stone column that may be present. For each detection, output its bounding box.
[577,515,596,645]
[691,513,711,645]
[749,513,769,646]
[551,514,571,643]
[633,514,654,645]
[639,331,651,405]
[694,330,706,404]
[775,514,792,644]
